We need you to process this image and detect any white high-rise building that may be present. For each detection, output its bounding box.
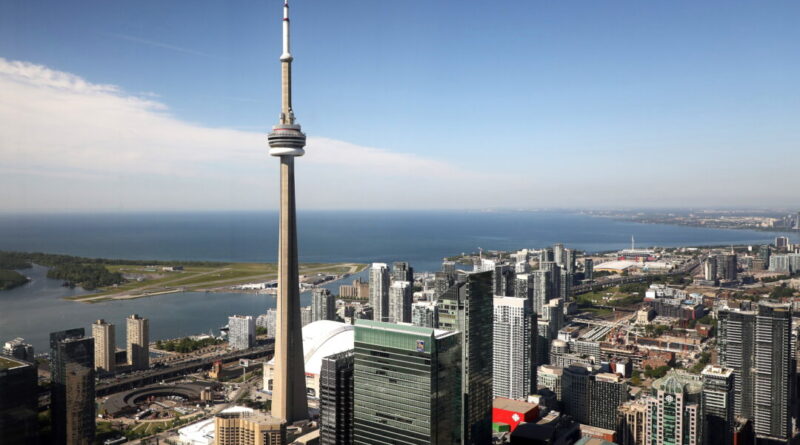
[256,309,277,338]
[368,263,389,322]
[228,315,255,350]
[388,281,412,324]
[493,296,534,400]
[92,319,115,373]
[127,314,149,370]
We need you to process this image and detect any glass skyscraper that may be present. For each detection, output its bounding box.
[353,320,461,445]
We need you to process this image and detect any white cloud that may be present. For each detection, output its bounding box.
[0,58,488,211]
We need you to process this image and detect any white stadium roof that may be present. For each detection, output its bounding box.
[268,320,354,375]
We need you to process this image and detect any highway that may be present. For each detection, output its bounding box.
[96,342,274,397]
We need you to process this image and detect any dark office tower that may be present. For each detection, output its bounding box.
[758,246,771,270]
[753,302,792,441]
[437,271,493,445]
[312,288,336,322]
[493,264,515,297]
[391,261,414,283]
[353,320,461,445]
[720,303,794,443]
[589,373,628,431]
[584,258,593,281]
[719,310,755,420]
[368,263,390,321]
[702,366,735,445]
[562,365,591,425]
[0,357,39,444]
[775,236,789,250]
[50,329,95,445]
[717,253,738,281]
[320,350,354,445]
[704,257,719,281]
[552,243,566,268]
[442,260,457,279]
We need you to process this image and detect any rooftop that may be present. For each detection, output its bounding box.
[0,356,28,370]
[493,397,538,413]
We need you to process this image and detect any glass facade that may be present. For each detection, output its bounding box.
[353,320,461,445]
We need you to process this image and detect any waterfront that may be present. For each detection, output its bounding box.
[0,211,796,272]
[0,264,361,353]
[1,210,796,352]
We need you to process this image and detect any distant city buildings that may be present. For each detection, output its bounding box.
[126,314,149,371]
[312,288,336,322]
[2,337,34,362]
[228,315,255,350]
[411,301,438,328]
[391,261,413,283]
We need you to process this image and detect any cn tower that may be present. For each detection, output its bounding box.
[267,0,308,423]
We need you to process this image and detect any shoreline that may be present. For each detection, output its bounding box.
[61,262,368,304]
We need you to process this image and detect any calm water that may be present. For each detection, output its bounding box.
[0,211,794,352]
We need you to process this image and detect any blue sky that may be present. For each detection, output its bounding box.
[1,1,798,211]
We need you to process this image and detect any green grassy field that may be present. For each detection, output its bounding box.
[70,262,366,302]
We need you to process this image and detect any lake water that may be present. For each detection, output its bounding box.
[0,211,794,353]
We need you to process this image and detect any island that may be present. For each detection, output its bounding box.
[0,251,366,303]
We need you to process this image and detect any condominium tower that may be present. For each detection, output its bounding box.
[127,314,149,370]
[368,263,390,322]
[92,319,115,374]
[492,295,535,400]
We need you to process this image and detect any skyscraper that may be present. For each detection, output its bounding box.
[719,309,755,420]
[319,350,354,445]
[50,328,95,445]
[553,243,566,268]
[618,399,647,445]
[312,288,336,322]
[584,258,594,281]
[228,315,256,350]
[752,302,792,441]
[436,271,494,445]
[701,366,734,445]
[492,296,534,400]
[391,261,414,283]
[717,253,738,281]
[0,356,39,444]
[92,319,115,374]
[267,0,309,423]
[719,303,794,442]
[127,314,149,370]
[353,320,461,445]
[644,371,703,445]
[530,268,552,315]
[703,257,718,281]
[368,263,390,322]
[493,264,515,297]
[388,280,412,323]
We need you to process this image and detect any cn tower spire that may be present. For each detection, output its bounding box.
[268,0,309,424]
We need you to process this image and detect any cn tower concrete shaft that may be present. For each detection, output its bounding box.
[268,0,308,423]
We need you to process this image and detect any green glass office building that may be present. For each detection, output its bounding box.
[353,320,462,445]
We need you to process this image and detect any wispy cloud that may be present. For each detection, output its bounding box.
[0,58,486,211]
[106,33,223,60]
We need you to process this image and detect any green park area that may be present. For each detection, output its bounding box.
[0,250,366,303]
[576,282,648,308]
